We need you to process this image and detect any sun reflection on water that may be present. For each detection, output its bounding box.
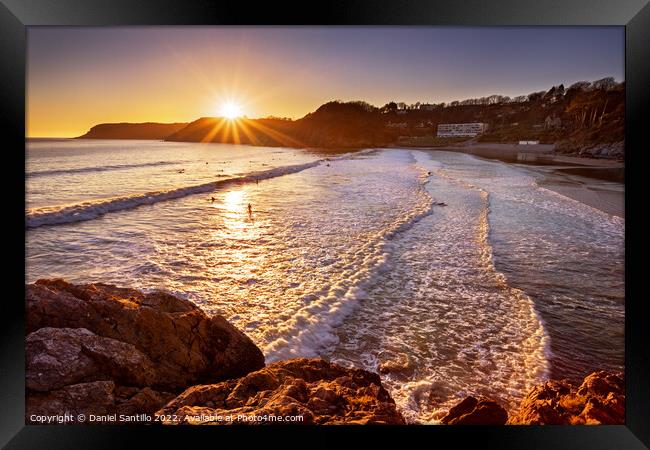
[219,188,253,236]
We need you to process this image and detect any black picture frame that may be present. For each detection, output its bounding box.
[2,0,648,448]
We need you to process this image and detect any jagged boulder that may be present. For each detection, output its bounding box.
[26,327,158,392]
[26,279,265,389]
[440,396,508,425]
[25,279,266,423]
[508,371,624,425]
[27,381,176,422]
[156,358,406,425]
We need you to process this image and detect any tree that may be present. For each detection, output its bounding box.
[568,81,591,92]
[527,91,545,102]
[380,102,398,114]
[591,77,617,91]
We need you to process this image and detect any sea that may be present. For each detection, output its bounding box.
[26,139,625,423]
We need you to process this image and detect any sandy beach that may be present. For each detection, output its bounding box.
[411,144,624,218]
[532,169,624,218]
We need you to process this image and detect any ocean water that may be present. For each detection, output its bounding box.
[26,139,624,423]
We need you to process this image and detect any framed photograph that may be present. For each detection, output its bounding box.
[2,0,648,447]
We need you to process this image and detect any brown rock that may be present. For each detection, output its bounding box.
[377,352,414,379]
[26,279,265,390]
[26,381,175,423]
[441,396,508,425]
[508,371,624,425]
[156,358,405,425]
[26,327,157,391]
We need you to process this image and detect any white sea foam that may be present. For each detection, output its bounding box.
[26,144,624,425]
[27,160,184,178]
[263,162,433,362]
[326,151,552,423]
[26,161,322,228]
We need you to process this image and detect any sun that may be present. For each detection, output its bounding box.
[219,101,243,120]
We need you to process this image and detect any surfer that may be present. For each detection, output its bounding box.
[247,203,253,218]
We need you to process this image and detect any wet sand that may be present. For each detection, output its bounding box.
[410,144,624,218]
[532,169,624,218]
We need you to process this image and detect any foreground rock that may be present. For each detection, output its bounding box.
[26,279,622,426]
[27,381,176,421]
[156,358,405,425]
[27,279,265,389]
[440,371,624,425]
[508,371,624,425]
[440,396,508,425]
[25,280,404,425]
[26,279,265,422]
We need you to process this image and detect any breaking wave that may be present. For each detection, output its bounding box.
[27,160,184,178]
[26,161,322,228]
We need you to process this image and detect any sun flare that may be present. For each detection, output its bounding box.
[219,101,243,120]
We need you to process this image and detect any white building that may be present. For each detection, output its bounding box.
[436,123,488,137]
[518,140,540,145]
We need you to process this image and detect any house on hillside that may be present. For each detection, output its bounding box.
[436,123,488,137]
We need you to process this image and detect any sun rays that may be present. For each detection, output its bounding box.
[198,114,305,148]
[219,101,243,120]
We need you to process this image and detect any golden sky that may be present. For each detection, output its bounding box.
[27,27,624,137]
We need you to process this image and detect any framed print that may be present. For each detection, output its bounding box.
[1,0,649,448]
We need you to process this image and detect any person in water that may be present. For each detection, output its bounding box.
[247,203,253,218]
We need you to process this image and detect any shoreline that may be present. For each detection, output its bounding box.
[28,138,624,218]
[532,170,624,219]
[408,145,624,218]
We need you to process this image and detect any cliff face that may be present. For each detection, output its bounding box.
[165,117,302,147]
[77,122,188,140]
[165,105,392,149]
[81,80,623,156]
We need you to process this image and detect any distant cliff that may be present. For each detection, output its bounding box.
[166,78,624,156]
[165,103,392,149]
[77,122,188,140]
[81,78,624,158]
[165,117,302,147]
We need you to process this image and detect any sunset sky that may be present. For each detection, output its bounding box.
[27,26,624,138]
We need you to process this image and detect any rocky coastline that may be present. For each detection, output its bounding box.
[26,280,624,425]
